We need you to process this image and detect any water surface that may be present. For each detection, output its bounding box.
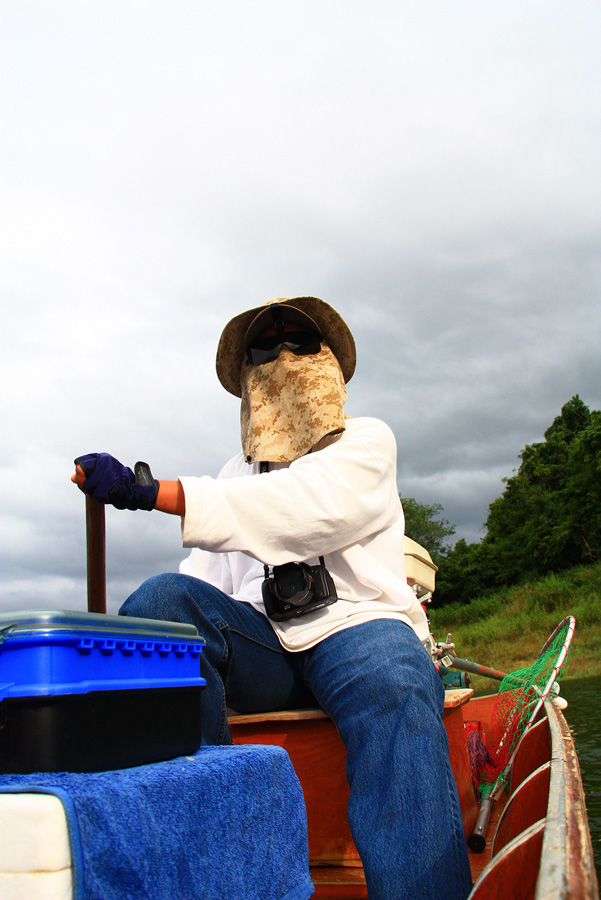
[561,676,601,881]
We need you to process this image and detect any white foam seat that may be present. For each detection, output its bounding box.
[0,793,73,900]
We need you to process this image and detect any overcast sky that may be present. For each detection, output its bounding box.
[2,1,600,615]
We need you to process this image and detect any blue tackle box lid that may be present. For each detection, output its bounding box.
[0,610,206,700]
[0,609,201,640]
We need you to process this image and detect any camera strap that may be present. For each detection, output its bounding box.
[258,461,327,567]
[256,461,336,620]
[260,463,270,582]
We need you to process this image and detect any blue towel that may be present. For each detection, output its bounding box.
[0,744,314,900]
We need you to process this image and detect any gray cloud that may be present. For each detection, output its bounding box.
[2,0,600,614]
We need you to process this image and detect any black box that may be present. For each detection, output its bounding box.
[0,610,206,773]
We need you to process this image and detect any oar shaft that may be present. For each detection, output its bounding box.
[85,495,106,614]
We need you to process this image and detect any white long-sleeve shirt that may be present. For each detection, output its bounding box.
[178,417,429,651]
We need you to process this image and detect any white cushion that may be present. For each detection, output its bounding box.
[0,870,73,900]
[0,793,71,872]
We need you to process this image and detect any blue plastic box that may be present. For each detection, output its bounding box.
[0,610,206,773]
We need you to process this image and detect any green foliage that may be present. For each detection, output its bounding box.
[434,396,601,605]
[428,562,601,685]
[483,396,595,580]
[565,410,601,564]
[433,539,491,606]
[400,496,455,566]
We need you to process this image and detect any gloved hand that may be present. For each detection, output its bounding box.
[74,453,159,511]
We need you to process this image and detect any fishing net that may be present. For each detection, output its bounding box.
[468,616,575,801]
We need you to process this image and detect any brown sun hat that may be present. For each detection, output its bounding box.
[216,296,357,397]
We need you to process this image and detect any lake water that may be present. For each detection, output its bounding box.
[561,676,601,881]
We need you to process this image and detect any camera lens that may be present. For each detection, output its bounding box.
[274,563,313,605]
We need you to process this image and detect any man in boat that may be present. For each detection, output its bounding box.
[72,297,472,900]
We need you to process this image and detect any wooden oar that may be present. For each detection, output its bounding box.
[85,495,107,613]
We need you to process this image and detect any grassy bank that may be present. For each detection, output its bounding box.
[428,562,601,694]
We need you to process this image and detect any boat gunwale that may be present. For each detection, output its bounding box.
[534,697,599,900]
[461,693,599,900]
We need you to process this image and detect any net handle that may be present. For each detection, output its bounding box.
[537,614,576,663]
[496,614,576,787]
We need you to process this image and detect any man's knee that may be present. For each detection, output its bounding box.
[119,572,198,621]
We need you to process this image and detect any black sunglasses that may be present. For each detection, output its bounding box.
[246,328,323,366]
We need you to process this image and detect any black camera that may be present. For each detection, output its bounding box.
[262,557,338,621]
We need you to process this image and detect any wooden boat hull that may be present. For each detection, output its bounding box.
[467,693,599,900]
[229,691,599,900]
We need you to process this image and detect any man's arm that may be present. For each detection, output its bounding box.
[180,418,398,564]
[155,480,186,516]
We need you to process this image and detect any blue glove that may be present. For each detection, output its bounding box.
[74,453,159,511]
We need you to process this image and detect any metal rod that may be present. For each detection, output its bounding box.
[85,495,106,613]
[468,797,494,853]
[445,656,508,682]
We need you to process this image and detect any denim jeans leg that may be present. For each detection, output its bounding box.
[300,619,472,900]
[119,573,315,745]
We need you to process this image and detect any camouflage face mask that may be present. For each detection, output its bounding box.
[240,343,348,464]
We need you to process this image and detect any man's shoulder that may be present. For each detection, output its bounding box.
[344,416,395,443]
[335,417,398,465]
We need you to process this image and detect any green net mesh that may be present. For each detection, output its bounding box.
[476,617,574,800]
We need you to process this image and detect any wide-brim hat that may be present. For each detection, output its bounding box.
[216,296,357,397]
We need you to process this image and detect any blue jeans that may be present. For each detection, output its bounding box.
[120,573,472,900]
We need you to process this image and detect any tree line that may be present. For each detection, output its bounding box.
[402,396,601,606]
